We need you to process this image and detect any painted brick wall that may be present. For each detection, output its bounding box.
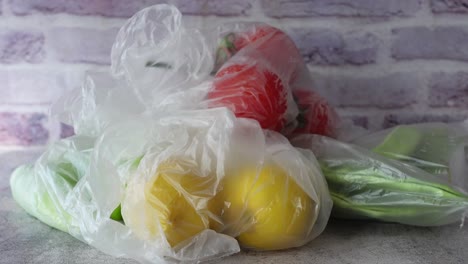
[1,0,468,150]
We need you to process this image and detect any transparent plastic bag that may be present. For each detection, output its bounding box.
[207,22,339,136]
[12,4,334,263]
[51,71,145,137]
[111,5,214,109]
[11,108,332,263]
[353,122,468,191]
[53,5,339,140]
[291,124,468,226]
[10,135,94,236]
[51,70,212,138]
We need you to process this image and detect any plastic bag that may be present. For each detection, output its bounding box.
[11,108,332,263]
[11,4,335,263]
[111,5,214,109]
[207,22,339,136]
[10,135,93,235]
[52,5,216,138]
[53,5,339,140]
[353,123,468,191]
[291,122,468,226]
[51,71,145,137]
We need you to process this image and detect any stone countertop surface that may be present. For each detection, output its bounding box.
[1,150,467,264]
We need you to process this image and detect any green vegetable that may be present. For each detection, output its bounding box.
[320,161,468,226]
[11,165,71,232]
[110,204,123,221]
[373,126,422,158]
[9,137,130,233]
[372,125,460,177]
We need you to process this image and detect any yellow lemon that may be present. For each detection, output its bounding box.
[125,161,216,248]
[219,165,316,250]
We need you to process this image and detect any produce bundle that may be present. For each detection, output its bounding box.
[9,4,468,264]
[10,5,335,263]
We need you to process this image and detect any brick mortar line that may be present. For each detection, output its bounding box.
[337,107,468,115]
[308,60,468,76]
[203,16,468,32]
[0,104,52,112]
[0,14,127,30]
[0,63,109,72]
[0,145,46,152]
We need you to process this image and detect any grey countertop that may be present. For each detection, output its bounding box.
[1,150,467,264]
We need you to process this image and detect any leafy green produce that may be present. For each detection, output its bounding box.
[292,130,468,226]
[373,126,422,158]
[10,137,126,233]
[320,162,468,226]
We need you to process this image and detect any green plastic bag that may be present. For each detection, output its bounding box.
[292,123,468,226]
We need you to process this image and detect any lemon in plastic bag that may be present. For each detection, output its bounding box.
[123,161,217,247]
[213,164,316,250]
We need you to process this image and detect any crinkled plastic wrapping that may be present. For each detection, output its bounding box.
[111,5,214,110]
[291,123,468,226]
[11,108,332,263]
[52,5,338,139]
[51,71,145,137]
[11,4,335,263]
[10,135,93,237]
[207,22,339,136]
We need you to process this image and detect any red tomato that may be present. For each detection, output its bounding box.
[208,63,288,131]
[292,89,339,137]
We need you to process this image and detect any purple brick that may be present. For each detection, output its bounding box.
[0,30,44,63]
[49,27,119,65]
[392,26,468,62]
[9,0,251,17]
[429,72,468,107]
[262,0,422,18]
[431,0,468,13]
[311,73,420,108]
[288,29,378,65]
[350,116,369,129]
[339,115,369,129]
[383,113,467,128]
[0,112,49,145]
[9,0,156,17]
[60,123,75,138]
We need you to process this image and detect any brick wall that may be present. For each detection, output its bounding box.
[1,0,468,150]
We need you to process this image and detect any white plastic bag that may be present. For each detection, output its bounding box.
[111,5,214,109]
[11,108,332,263]
[12,4,334,263]
[51,71,145,137]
